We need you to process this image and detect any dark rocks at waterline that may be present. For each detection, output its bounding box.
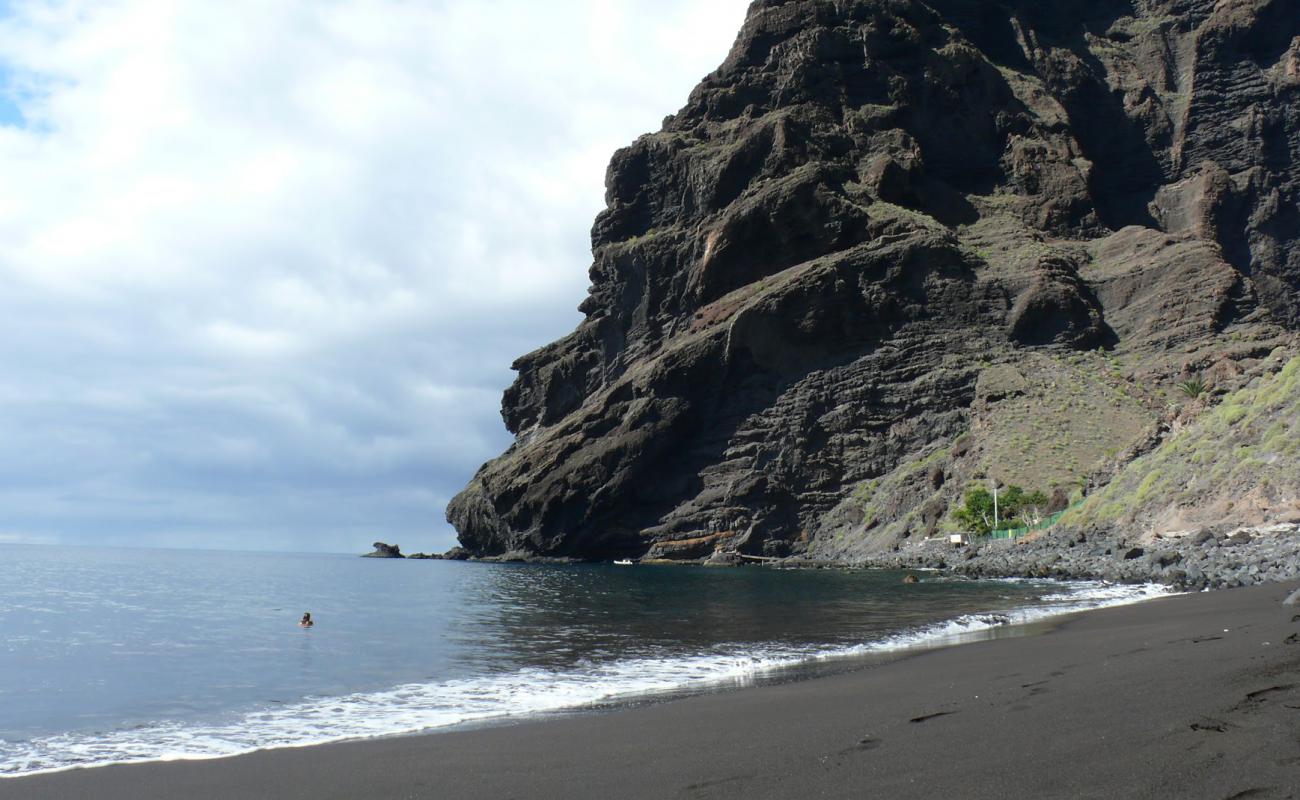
[361,542,404,559]
[400,548,478,559]
[845,524,1300,591]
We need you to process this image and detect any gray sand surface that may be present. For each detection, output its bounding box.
[4,582,1299,799]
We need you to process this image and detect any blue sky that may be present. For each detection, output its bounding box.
[0,0,751,553]
[0,60,22,125]
[0,94,20,126]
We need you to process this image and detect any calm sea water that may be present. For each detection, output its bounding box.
[0,544,1166,776]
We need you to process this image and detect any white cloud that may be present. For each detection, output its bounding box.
[0,0,752,552]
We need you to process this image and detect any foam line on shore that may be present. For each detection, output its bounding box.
[0,580,1171,778]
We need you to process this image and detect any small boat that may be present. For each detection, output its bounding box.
[613,559,635,566]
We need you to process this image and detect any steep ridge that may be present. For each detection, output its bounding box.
[448,0,1300,561]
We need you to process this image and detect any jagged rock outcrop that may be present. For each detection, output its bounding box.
[449,0,1299,561]
[361,542,404,559]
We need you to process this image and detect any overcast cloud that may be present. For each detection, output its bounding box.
[0,0,751,553]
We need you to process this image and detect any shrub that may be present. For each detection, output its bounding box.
[1176,376,1206,399]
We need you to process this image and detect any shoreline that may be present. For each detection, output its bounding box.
[5,581,1299,799]
[0,576,1166,780]
[435,520,1300,593]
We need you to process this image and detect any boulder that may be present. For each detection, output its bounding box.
[1151,550,1182,568]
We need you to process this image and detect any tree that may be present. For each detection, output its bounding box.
[953,487,996,535]
[953,484,1051,535]
[1016,490,1051,527]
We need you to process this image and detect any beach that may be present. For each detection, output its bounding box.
[5,580,1298,799]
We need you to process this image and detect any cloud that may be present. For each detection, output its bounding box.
[0,0,751,552]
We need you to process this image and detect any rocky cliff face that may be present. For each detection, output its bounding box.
[448,0,1300,561]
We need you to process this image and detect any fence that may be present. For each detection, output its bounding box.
[986,503,1080,540]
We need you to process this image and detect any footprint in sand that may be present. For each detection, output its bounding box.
[835,736,882,756]
[909,710,958,723]
[1190,718,1230,733]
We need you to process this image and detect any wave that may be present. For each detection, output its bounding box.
[0,580,1171,778]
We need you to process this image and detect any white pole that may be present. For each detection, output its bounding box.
[992,479,999,529]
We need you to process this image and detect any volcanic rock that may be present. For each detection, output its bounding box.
[449,0,1300,562]
[361,542,404,559]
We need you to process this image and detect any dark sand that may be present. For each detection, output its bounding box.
[6,582,1300,800]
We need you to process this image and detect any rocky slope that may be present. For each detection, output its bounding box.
[860,520,1300,589]
[448,0,1300,562]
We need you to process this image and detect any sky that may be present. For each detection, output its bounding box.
[0,0,752,554]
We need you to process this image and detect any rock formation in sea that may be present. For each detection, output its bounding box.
[362,542,405,558]
[448,0,1300,562]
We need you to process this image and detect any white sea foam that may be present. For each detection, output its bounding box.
[0,580,1171,778]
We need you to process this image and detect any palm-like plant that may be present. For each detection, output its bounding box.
[1176,376,1206,399]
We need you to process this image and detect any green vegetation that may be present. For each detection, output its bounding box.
[1063,355,1300,530]
[852,479,879,504]
[1135,469,1163,502]
[1176,376,1206,399]
[953,484,1050,536]
[1221,402,1247,425]
[620,227,670,248]
[868,200,944,230]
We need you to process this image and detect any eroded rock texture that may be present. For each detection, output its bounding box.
[448,0,1299,561]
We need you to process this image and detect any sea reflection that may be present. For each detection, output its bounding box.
[440,562,1062,675]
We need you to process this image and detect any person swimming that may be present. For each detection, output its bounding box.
[299,612,313,627]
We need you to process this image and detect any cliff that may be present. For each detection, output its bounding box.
[448,0,1300,561]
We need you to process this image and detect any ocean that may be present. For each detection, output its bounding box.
[0,543,1168,777]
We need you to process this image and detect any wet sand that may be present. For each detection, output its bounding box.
[4,581,1299,799]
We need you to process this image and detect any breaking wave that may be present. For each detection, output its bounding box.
[0,580,1170,778]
